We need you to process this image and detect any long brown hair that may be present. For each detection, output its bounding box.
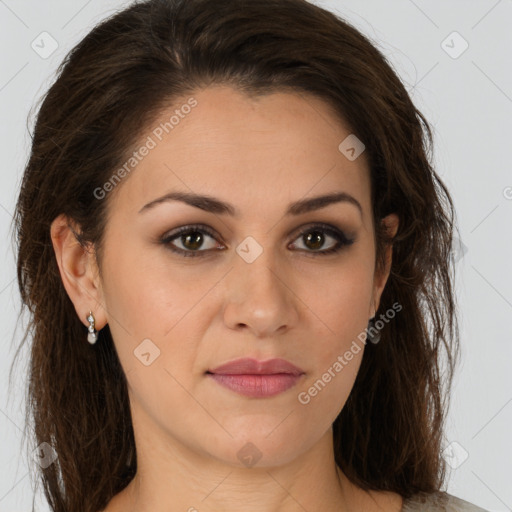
[11,0,459,510]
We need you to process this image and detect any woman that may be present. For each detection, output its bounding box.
[12,0,489,511]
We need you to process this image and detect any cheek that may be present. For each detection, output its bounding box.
[297,348,363,422]
[303,261,374,343]
[295,270,372,419]
[100,242,220,380]
[101,235,200,333]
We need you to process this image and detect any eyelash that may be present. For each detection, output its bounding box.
[160,223,355,258]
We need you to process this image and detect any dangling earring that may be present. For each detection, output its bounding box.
[367,317,381,344]
[86,311,98,344]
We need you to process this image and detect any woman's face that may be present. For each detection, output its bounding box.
[79,85,397,467]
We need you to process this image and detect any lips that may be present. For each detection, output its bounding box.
[207,357,304,376]
[206,358,305,398]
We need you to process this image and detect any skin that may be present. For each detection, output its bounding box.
[51,85,401,512]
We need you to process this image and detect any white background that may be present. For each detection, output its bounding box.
[1,1,511,511]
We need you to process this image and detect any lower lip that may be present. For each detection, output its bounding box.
[207,373,303,398]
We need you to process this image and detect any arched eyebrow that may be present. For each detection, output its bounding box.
[138,191,362,218]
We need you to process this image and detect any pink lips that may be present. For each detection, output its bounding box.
[206,357,305,398]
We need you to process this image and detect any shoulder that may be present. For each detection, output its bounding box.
[401,490,490,512]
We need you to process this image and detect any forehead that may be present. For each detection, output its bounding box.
[107,85,371,221]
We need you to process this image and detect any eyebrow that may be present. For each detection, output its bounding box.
[138,190,363,218]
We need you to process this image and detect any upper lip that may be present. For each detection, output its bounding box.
[208,357,304,376]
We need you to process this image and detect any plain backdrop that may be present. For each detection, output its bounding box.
[1,1,511,511]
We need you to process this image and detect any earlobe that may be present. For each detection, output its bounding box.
[370,213,399,316]
[50,214,107,329]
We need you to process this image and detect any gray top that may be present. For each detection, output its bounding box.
[401,491,490,511]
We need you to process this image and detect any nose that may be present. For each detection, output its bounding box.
[222,244,300,338]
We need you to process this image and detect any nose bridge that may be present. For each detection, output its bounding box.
[222,232,298,335]
[235,233,285,300]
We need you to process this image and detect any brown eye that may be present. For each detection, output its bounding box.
[302,230,326,251]
[161,225,224,257]
[289,223,355,255]
[179,231,206,251]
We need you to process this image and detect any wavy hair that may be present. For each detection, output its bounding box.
[11,0,460,511]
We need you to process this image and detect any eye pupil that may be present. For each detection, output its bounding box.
[183,232,203,250]
[304,231,324,250]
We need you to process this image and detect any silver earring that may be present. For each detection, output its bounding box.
[86,311,98,344]
[367,317,381,344]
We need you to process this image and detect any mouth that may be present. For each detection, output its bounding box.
[206,357,305,398]
[206,373,304,398]
[207,357,304,375]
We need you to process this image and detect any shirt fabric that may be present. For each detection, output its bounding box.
[401,491,490,511]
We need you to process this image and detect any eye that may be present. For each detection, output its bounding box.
[160,224,223,257]
[160,223,355,258]
[289,223,355,256]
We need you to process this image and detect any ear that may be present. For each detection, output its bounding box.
[370,213,399,317]
[50,214,108,330]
